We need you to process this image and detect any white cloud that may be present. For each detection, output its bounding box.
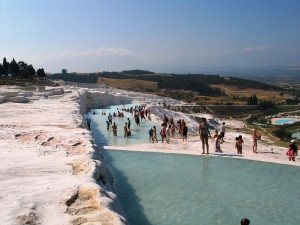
[242,46,271,53]
[48,47,134,61]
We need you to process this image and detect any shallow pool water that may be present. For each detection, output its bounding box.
[102,150,300,225]
[89,104,300,225]
[89,104,160,146]
[292,131,300,139]
[275,118,297,125]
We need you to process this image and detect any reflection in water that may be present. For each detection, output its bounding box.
[102,151,152,225]
[200,156,210,182]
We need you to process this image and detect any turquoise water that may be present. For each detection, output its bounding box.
[275,118,297,125]
[88,104,159,146]
[89,104,300,225]
[102,151,300,225]
[292,131,300,139]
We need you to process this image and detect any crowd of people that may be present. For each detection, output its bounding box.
[146,115,189,144]
[101,105,152,138]
[86,105,298,162]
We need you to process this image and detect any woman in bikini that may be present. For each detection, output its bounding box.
[199,118,211,154]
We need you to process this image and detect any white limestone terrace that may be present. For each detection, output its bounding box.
[0,82,299,225]
[0,84,131,225]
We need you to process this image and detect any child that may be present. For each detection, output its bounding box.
[287,140,296,161]
[106,121,110,130]
[215,134,223,153]
[211,130,219,142]
[236,135,244,154]
[235,137,239,150]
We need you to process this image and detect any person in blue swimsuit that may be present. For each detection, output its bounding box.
[148,127,154,143]
[199,118,211,154]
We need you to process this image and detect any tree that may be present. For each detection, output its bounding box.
[28,64,36,78]
[37,68,46,77]
[259,100,275,110]
[247,94,258,105]
[286,98,299,105]
[9,58,20,76]
[0,63,3,75]
[273,128,291,141]
[62,68,67,74]
[18,61,35,78]
[2,57,9,76]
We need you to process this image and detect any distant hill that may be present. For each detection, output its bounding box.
[48,70,284,101]
[122,70,155,75]
[97,71,282,94]
[179,66,300,89]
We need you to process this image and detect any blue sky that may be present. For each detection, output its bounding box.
[1,0,300,73]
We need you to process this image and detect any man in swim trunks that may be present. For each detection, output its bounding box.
[112,122,117,136]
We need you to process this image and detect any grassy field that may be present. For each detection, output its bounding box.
[211,84,287,104]
[98,77,158,91]
[98,78,292,105]
[194,95,247,105]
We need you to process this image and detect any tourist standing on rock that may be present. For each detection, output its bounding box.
[152,126,158,143]
[220,122,226,142]
[148,127,154,143]
[112,122,117,136]
[177,119,183,136]
[252,129,258,153]
[289,139,298,156]
[161,126,167,143]
[211,130,219,142]
[171,123,176,138]
[236,135,244,154]
[287,139,297,161]
[166,125,171,143]
[199,118,211,154]
[182,123,188,141]
[85,117,91,130]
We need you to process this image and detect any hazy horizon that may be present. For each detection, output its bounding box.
[1,0,300,74]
